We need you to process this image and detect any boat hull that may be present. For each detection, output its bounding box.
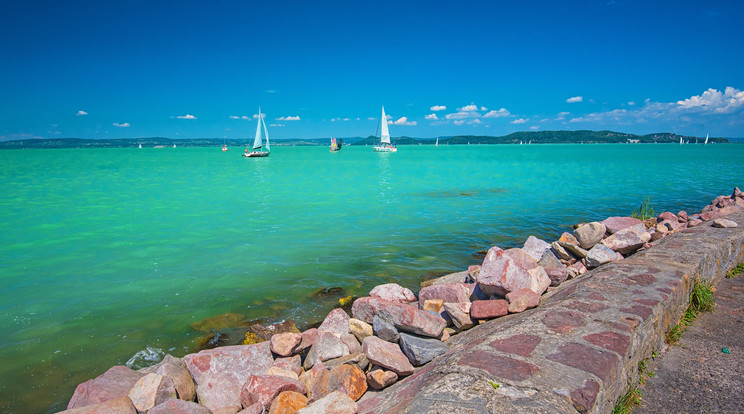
[373,145,397,152]
[243,151,270,158]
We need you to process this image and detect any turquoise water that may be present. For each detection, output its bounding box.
[1,144,742,413]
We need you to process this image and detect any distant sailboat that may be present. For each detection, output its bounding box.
[173,143,176,148]
[138,143,142,149]
[680,137,683,145]
[243,107,271,158]
[330,137,342,152]
[373,106,397,152]
[435,137,439,147]
[704,133,709,145]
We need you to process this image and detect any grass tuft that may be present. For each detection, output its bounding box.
[665,278,715,345]
[631,197,655,221]
[727,262,744,279]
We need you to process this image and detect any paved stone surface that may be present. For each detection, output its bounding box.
[357,212,744,413]
[635,269,744,414]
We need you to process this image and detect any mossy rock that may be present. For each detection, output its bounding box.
[190,312,247,332]
[242,331,261,345]
[196,327,251,351]
[247,320,301,342]
[312,287,345,299]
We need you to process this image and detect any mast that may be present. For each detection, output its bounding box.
[253,107,263,150]
[380,106,390,144]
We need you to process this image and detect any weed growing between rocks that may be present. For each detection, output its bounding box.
[613,358,654,414]
[631,197,655,221]
[727,262,744,278]
[665,279,715,345]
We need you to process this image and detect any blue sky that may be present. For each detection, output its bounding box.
[1,0,743,140]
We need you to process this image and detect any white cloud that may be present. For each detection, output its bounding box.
[425,113,439,120]
[229,115,239,119]
[113,122,130,127]
[511,118,528,124]
[566,96,583,103]
[270,123,285,127]
[677,86,744,113]
[530,126,540,130]
[253,113,266,119]
[458,104,479,112]
[177,114,197,119]
[628,101,636,106]
[446,110,480,120]
[267,89,277,94]
[277,115,300,121]
[76,110,88,116]
[454,120,465,126]
[481,106,488,111]
[483,108,511,118]
[393,117,417,126]
[368,117,376,120]
[430,105,447,111]
[556,111,570,120]
[242,115,250,119]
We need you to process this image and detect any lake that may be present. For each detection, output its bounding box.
[1,143,742,413]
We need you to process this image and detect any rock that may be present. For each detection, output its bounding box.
[712,218,739,228]
[366,368,398,390]
[573,222,606,249]
[298,361,326,395]
[362,336,414,376]
[190,313,246,332]
[639,232,651,243]
[348,318,373,344]
[677,211,688,222]
[660,219,681,231]
[470,299,508,319]
[148,399,212,414]
[734,187,742,198]
[601,228,645,255]
[537,249,563,269]
[467,265,481,279]
[67,365,145,410]
[373,315,400,342]
[183,343,274,413]
[550,241,574,260]
[369,283,417,303]
[341,333,361,354]
[688,218,703,227]
[238,403,263,414]
[559,240,589,259]
[267,367,300,380]
[59,396,137,414]
[323,352,369,371]
[417,283,471,307]
[420,271,471,288]
[269,391,308,414]
[297,390,357,414]
[586,244,619,269]
[248,321,301,343]
[240,374,306,410]
[657,212,679,222]
[601,216,646,235]
[506,288,540,313]
[651,230,666,241]
[567,261,587,277]
[127,373,176,412]
[317,308,350,335]
[655,223,669,233]
[398,333,449,366]
[443,302,474,331]
[272,355,302,377]
[327,364,368,401]
[139,354,196,402]
[353,297,446,338]
[296,328,318,353]
[304,331,350,369]
[422,299,444,313]
[545,267,569,286]
[477,246,533,297]
[522,236,551,262]
[270,332,303,357]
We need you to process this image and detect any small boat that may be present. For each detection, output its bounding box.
[222,145,228,151]
[704,133,709,145]
[330,137,342,152]
[173,143,176,148]
[243,107,271,158]
[435,137,439,147]
[679,137,683,145]
[373,106,397,152]
[138,143,142,148]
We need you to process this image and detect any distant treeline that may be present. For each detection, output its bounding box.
[0,131,730,149]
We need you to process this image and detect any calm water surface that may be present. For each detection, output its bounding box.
[1,144,743,413]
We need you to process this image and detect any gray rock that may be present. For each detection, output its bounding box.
[712,218,739,228]
[560,241,589,259]
[538,249,563,269]
[361,336,414,376]
[550,241,574,260]
[373,315,400,343]
[573,222,606,249]
[545,267,569,286]
[522,235,551,262]
[304,331,350,369]
[442,302,474,331]
[398,333,449,366]
[586,244,618,268]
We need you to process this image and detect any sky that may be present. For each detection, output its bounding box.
[1,0,743,141]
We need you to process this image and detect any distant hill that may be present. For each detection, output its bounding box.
[0,131,730,149]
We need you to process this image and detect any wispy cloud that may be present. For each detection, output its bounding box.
[566,96,583,103]
[270,123,285,127]
[393,117,417,126]
[511,118,528,124]
[430,105,447,111]
[276,116,300,121]
[483,108,511,118]
[267,90,277,94]
[176,114,197,119]
[530,126,540,130]
[253,113,266,119]
[556,111,570,120]
[113,122,130,127]
[458,104,479,112]
[76,110,88,116]
[425,113,438,120]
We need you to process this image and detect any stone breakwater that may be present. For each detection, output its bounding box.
[58,188,744,414]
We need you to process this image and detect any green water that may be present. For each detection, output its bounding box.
[1,144,742,413]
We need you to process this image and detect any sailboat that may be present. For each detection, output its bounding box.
[243,107,271,158]
[222,137,228,151]
[330,137,342,152]
[435,137,439,147]
[138,143,142,148]
[373,106,397,152]
[679,137,683,145]
[704,133,709,145]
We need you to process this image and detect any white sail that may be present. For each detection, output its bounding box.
[262,115,270,152]
[253,108,263,150]
[435,137,438,146]
[705,133,709,145]
[380,106,390,144]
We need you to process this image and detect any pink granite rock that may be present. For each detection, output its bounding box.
[361,336,415,376]
[601,228,645,255]
[304,331,350,369]
[467,265,482,279]
[240,374,307,410]
[366,368,398,390]
[443,302,474,330]
[348,318,373,343]
[183,343,274,413]
[657,211,678,222]
[522,236,551,261]
[270,332,303,357]
[318,308,351,335]
[470,299,508,319]
[127,373,177,412]
[545,267,569,286]
[369,283,417,303]
[352,297,446,338]
[139,354,196,402]
[477,246,533,297]
[586,244,618,268]
[148,399,212,414]
[677,211,688,222]
[688,218,703,227]
[567,261,587,277]
[341,333,361,354]
[298,360,326,393]
[506,288,540,313]
[297,390,357,414]
[417,282,471,308]
[601,216,646,235]
[59,396,138,414]
[67,365,145,409]
[296,328,318,353]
